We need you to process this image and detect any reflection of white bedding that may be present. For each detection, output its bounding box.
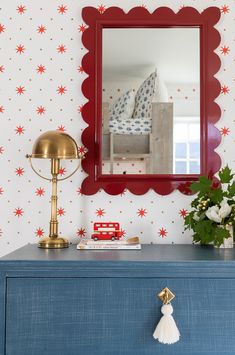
[109,117,151,135]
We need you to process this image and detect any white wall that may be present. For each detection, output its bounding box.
[0,0,233,256]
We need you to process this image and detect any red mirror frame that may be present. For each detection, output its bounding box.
[81,6,221,195]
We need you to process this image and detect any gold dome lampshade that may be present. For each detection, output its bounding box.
[26,131,83,249]
[31,130,79,159]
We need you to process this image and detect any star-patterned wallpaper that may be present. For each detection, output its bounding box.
[0,0,234,257]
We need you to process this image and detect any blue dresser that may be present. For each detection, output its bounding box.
[0,244,235,355]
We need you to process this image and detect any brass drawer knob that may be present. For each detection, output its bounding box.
[158,287,175,305]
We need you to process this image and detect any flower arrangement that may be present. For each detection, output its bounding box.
[184,166,235,247]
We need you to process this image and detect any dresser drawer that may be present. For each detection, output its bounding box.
[5,277,235,355]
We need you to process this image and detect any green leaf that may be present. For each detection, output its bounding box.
[209,188,223,204]
[199,176,212,185]
[228,182,235,197]
[190,176,212,195]
[219,165,234,184]
[184,212,196,229]
[213,226,230,247]
[193,219,214,245]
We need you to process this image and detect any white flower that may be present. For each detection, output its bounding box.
[206,206,222,223]
[205,199,232,223]
[219,198,232,219]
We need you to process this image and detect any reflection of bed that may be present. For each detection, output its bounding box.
[102,102,173,174]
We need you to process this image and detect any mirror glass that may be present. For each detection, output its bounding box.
[102,28,200,175]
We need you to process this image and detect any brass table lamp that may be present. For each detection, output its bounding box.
[26,131,83,249]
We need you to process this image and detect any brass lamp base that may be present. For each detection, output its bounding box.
[38,237,69,249]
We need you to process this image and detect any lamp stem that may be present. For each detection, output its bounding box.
[49,158,59,238]
[38,157,69,248]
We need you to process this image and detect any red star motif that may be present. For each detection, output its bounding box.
[57,85,67,95]
[0,24,5,33]
[37,64,46,74]
[57,44,66,53]
[15,167,24,176]
[57,207,65,216]
[59,167,66,176]
[0,66,4,73]
[78,105,83,113]
[220,127,230,136]
[179,209,188,218]
[220,5,230,14]
[0,187,4,195]
[78,24,87,33]
[14,207,24,217]
[221,85,230,94]
[36,106,46,115]
[220,46,230,55]
[16,86,25,95]
[35,187,45,197]
[78,66,84,73]
[0,146,4,154]
[77,228,86,237]
[0,106,4,113]
[77,187,83,195]
[96,208,105,217]
[35,227,44,237]
[58,5,67,14]
[17,5,26,14]
[57,125,66,132]
[37,25,46,34]
[137,208,147,217]
[78,146,86,154]
[97,4,106,13]
[15,126,25,135]
[158,227,167,238]
[16,44,25,54]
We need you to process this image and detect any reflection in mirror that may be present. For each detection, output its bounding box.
[102,28,200,175]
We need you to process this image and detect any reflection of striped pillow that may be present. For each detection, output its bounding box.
[133,71,157,119]
[109,90,135,124]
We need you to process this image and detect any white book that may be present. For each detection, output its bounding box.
[77,236,141,250]
[88,236,139,244]
[77,242,141,250]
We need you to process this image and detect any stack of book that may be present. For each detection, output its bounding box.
[77,237,141,250]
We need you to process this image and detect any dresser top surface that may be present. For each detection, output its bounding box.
[1,244,235,262]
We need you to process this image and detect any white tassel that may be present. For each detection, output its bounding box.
[153,303,180,345]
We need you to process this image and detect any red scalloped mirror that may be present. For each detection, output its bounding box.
[81,6,221,195]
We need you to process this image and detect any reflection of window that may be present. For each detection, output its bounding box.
[173,118,200,174]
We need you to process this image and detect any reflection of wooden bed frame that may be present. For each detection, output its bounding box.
[102,102,173,174]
